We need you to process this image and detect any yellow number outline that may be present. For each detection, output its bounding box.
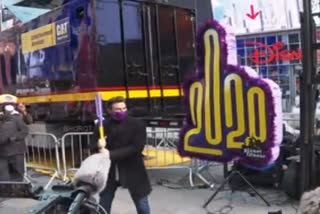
[184,29,223,155]
[224,73,245,149]
[247,87,267,142]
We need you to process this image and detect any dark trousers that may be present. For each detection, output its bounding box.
[100,184,151,214]
[0,155,25,181]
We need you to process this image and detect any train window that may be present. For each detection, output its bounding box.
[158,6,176,71]
[122,1,146,86]
[123,2,142,41]
[96,0,125,87]
[175,8,195,79]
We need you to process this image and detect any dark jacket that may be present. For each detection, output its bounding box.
[0,113,29,157]
[93,116,151,200]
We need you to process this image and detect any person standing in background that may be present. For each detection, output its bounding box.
[0,104,29,181]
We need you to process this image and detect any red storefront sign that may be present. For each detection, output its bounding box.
[245,41,302,64]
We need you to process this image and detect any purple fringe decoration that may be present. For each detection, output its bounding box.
[178,19,277,168]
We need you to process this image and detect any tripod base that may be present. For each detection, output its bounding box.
[203,170,270,208]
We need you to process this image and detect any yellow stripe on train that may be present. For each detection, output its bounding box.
[18,89,183,104]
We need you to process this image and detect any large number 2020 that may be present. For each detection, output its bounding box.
[187,29,267,154]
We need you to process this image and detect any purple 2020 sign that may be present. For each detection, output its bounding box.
[178,20,283,169]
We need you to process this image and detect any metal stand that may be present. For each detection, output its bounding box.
[163,159,218,189]
[155,129,178,148]
[203,169,270,208]
[187,159,216,188]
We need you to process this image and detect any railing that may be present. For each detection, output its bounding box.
[144,128,191,169]
[25,129,215,188]
[25,132,61,189]
[60,132,93,181]
[60,129,193,181]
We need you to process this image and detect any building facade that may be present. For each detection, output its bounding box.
[236,29,304,111]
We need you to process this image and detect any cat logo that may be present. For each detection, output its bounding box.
[55,18,70,44]
[56,22,68,37]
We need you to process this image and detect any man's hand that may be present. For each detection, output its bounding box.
[97,138,106,149]
[99,148,110,158]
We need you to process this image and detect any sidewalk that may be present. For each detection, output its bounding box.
[0,165,299,214]
[111,185,298,214]
[0,185,298,214]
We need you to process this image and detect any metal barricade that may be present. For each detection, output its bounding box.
[145,128,216,187]
[61,132,93,181]
[144,128,191,169]
[60,129,216,188]
[25,132,61,189]
[60,129,191,179]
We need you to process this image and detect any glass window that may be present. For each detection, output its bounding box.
[123,1,146,86]
[288,34,299,44]
[96,2,121,44]
[123,2,142,41]
[237,39,244,48]
[259,65,267,77]
[255,37,265,43]
[158,7,176,67]
[176,8,195,81]
[266,36,276,45]
[239,56,246,65]
[279,75,289,85]
[246,45,255,53]
[237,48,245,56]
[289,44,301,64]
[268,66,279,82]
[96,0,125,87]
[246,57,253,66]
[245,38,255,43]
[279,65,289,75]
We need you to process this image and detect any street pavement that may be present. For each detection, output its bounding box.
[0,165,299,214]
